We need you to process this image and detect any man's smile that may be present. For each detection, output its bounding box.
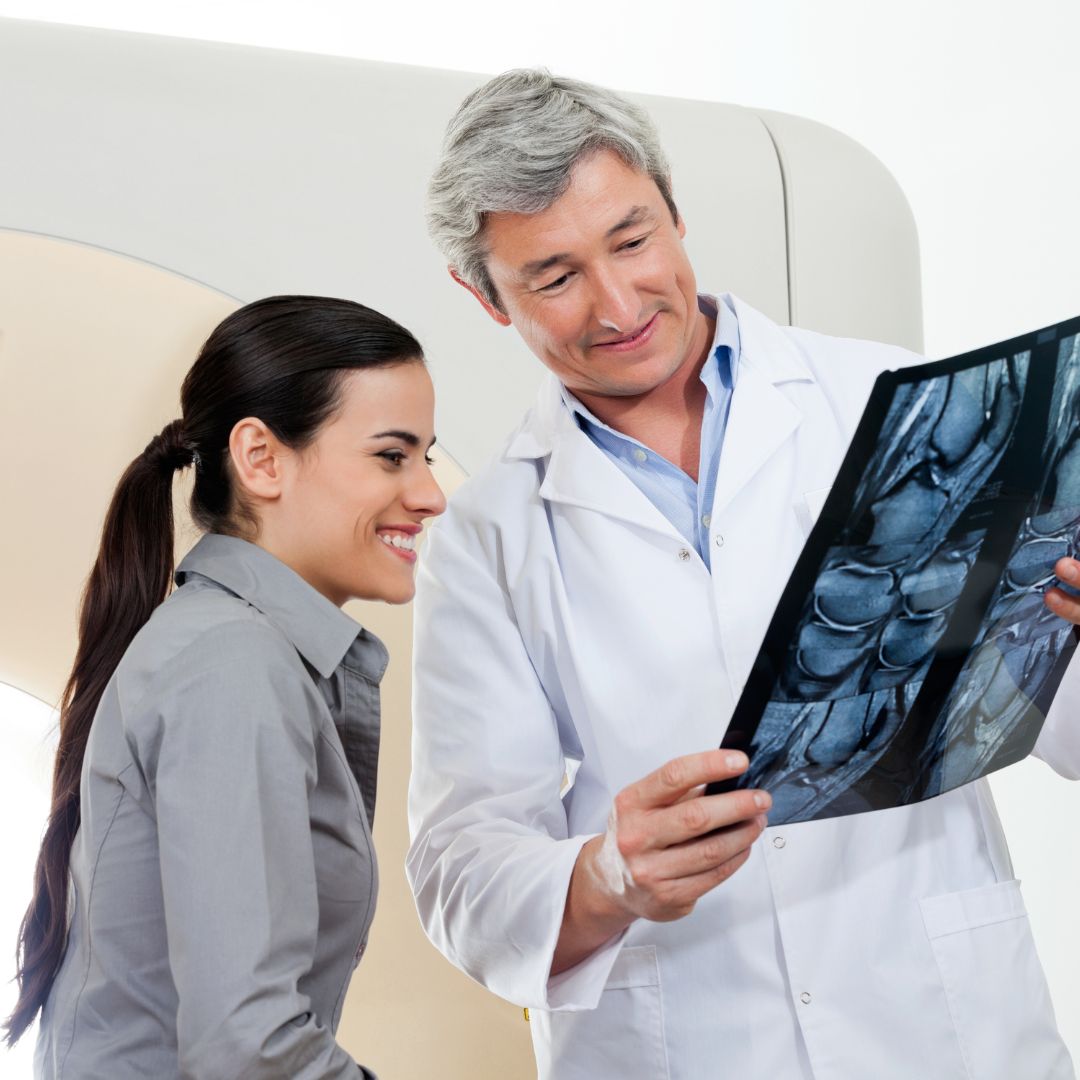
[590,312,660,353]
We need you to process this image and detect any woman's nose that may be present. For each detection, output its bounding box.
[407,465,447,519]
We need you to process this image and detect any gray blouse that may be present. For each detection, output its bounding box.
[35,534,388,1079]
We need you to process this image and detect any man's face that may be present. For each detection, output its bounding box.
[464,150,712,407]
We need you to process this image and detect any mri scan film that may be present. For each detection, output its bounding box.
[711,317,1080,823]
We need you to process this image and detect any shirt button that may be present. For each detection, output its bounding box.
[701,512,712,528]
[714,534,725,548]
[677,548,692,562]
[773,836,786,849]
[632,448,648,464]
[800,992,812,1005]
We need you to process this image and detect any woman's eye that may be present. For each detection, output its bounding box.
[424,454,436,466]
[379,450,406,466]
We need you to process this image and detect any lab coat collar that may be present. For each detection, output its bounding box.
[726,293,815,386]
[711,295,810,514]
[504,294,813,523]
[536,397,682,534]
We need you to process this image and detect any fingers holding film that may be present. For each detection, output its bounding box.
[627,749,753,810]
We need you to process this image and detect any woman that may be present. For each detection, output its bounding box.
[5,295,446,1077]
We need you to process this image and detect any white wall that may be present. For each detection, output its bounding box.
[1,0,1076,1066]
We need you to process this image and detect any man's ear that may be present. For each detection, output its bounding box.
[449,267,512,327]
[229,417,287,501]
[666,178,686,240]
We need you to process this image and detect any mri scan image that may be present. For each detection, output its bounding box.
[717,321,1080,823]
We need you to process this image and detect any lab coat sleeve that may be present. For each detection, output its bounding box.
[1031,638,1080,778]
[406,518,625,1011]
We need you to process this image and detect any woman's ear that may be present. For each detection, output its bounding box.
[228,417,288,502]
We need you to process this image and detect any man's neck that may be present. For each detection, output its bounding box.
[574,309,716,482]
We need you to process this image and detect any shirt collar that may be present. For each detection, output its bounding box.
[561,292,740,430]
[175,533,387,682]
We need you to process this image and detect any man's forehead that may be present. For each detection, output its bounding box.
[482,151,668,267]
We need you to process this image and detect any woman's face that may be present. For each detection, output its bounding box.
[266,361,446,606]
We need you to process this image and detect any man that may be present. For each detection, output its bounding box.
[407,70,1080,1078]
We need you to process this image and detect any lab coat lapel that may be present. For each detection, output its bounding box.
[541,412,680,537]
[711,297,811,516]
[510,376,683,537]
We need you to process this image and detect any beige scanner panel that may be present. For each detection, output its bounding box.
[0,230,531,1077]
[0,232,237,704]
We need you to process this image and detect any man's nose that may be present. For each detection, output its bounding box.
[592,267,639,333]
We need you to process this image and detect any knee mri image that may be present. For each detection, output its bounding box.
[719,320,1080,824]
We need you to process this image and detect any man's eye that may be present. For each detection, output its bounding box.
[538,273,571,292]
[621,236,647,251]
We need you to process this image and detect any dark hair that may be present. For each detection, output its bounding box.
[5,295,423,1045]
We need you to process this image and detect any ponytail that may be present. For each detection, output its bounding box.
[5,420,195,1045]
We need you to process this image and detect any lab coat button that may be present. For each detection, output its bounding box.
[714,534,725,547]
[677,548,692,562]
[800,992,812,1005]
[773,836,786,849]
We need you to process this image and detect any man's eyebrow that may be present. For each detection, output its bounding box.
[518,206,656,279]
[520,253,570,279]
[604,205,653,237]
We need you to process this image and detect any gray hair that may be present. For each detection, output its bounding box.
[427,69,677,310]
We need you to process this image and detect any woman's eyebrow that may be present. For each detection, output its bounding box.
[369,430,438,449]
[370,429,420,445]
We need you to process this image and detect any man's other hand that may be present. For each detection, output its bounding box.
[1046,557,1080,624]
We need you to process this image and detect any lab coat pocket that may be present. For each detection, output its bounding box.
[793,486,832,535]
[541,945,670,1080]
[920,880,1072,1080]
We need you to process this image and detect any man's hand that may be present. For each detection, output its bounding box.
[1046,558,1080,624]
[551,750,769,975]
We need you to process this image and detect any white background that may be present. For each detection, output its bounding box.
[1,0,1077,1073]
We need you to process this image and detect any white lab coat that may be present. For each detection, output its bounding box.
[407,295,1079,1080]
